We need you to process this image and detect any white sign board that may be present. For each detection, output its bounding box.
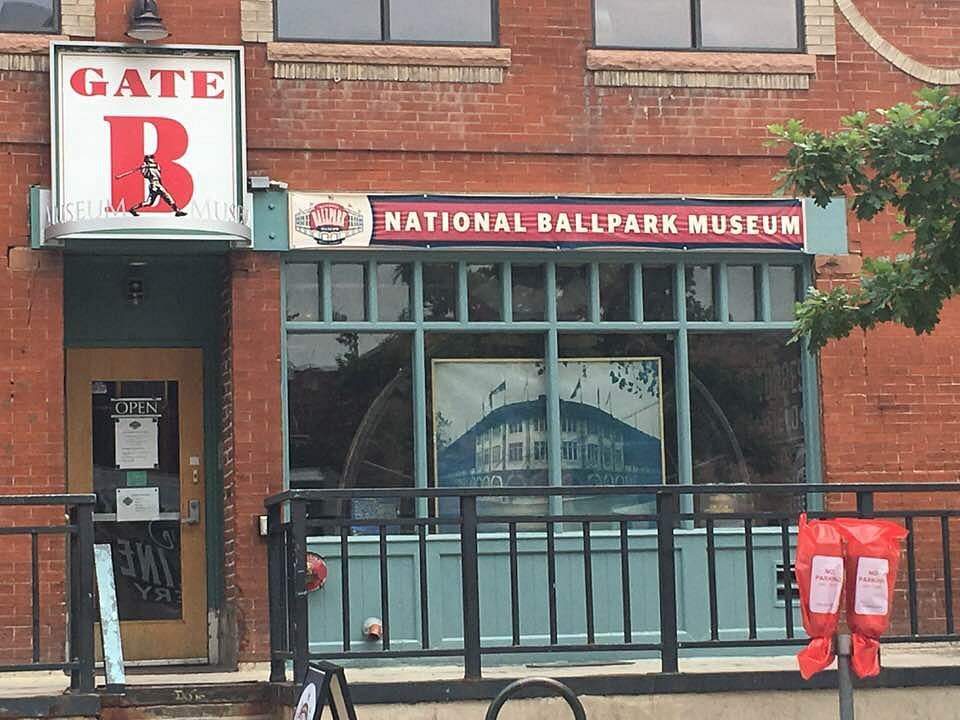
[115,415,159,469]
[116,487,160,522]
[49,42,248,244]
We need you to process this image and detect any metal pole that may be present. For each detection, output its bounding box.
[460,496,482,680]
[837,633,855,720]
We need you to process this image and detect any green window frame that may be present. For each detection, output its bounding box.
[282,251,822,517]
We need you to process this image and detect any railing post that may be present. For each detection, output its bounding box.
[290,499,309,683]
[69,503,95,693]
[856,490,874,518]
[267,503,287,683]
[656,491,679,673]
[460,495,482,680]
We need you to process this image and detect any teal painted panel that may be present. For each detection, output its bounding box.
[803,198,848,255]
[252,189,288,251]
[307,529,802,661]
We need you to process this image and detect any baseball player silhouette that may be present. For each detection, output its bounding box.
[115,155,187,216]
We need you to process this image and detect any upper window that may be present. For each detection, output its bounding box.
[0,0,57,33]
[594,0,801,51]
[275,0,497,45]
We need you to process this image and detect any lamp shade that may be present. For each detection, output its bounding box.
[126,0,169,42]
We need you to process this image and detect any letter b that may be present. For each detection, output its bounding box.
[105,116,193,212]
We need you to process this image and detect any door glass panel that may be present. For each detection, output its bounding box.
[92,380,182,621]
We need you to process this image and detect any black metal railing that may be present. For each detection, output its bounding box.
[0,494,96,692]
[265,483,960,682]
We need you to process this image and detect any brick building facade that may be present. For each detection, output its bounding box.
[1,0,958,665]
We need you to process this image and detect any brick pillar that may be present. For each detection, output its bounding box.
[221,251,283,662]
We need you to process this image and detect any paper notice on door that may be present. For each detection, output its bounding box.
[809,555,844,613]
[115,416,159,469]
[854,556,890,615]
[115,487,160,522]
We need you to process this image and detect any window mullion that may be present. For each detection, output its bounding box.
[690,0,702,49]
[382,0,391,42]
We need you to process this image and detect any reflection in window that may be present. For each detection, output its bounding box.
[286,263,321,322]
[468,264,501,321]
[600,263,631,321]
[689,332,803,518]
[556,265,589,321]
[512,264,545,321]
[770,266,800,321]
[642,266,675,321]
[727,266,758,322]
[685,265,715,321]
[331,264,366,322]
[595,0,689,48]
[377,263,412,321]
[0,0,56,32]
[423,263,457,321]
[287,333,413,526]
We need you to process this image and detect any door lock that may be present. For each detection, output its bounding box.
[183,499,201,525]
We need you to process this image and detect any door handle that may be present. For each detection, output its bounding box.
[182,499,201,525]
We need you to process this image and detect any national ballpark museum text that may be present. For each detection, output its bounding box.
[25,40,848,665]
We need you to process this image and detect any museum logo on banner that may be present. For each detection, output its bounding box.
[46,42,249,245]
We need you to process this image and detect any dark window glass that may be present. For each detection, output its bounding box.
[331,264,366,322]
[700,0,799,49]
[685,265,715,321]
[377,263,412,321]
[390,0,493,42]
[727,266,758,322]
[556,265,589,321]
[599,263,631,321]
[770,266,800,321]
[642,266,675,321]
[0,0,56,33]
[276,0,381,41]
[512,264,545,321]
[467,264,501,321]
[423,263,457,321]
[594,0,800,51]
[287,333,414,528]
[689,333,804,518]
[276,0,494,43]
[286,263,321,322]
[594,0,690,48]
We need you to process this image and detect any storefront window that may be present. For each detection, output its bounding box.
[556,265,589,321]
[377,263,412,321]
[599,263,632,321]
[512,264,545,321]
[689,332,803,517]
[642,266,675,321]
[467,264,501,321]
[331,263,367,321]
[423,263,457,321]
[727,266,758,322]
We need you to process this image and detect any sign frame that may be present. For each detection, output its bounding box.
[48,41,248,245]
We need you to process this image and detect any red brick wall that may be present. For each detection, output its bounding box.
[1,0,959,662]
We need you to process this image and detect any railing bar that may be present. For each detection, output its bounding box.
[942,516,955,635]
[583,521,595,645]
[509,522,520,646]
[706,519,719,641]
[547,521,558,645]
[482,642,662,654]
[780,520,795,639]
[744,518,757,640]
[417,523,430,649]
[340,526,351,652]
[906,516,918,636]
[31,531,40,663]
[0,526,74,536]
[619,520,632,643]
[379,526,391,651]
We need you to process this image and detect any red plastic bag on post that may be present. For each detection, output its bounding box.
[794,513,845,679]
[832,518,909,679]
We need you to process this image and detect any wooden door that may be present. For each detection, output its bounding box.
[66,348,207,662]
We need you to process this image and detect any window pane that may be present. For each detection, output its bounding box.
[377,263,412,321]
[689,333,804,517]
[0,0,55,32]
[727,266,757,322]
[700,0,799,49]
[594,0,691,48]
[276,0,382,41]
[331,264,366,322]
[599,263,631,321]
[287,334,414,527]
[685,265,715,321]
[770,266,800,321]
[389,0,493,42]
[642,266,675,321]
[286,263,321,322]
[556,265,589,321]
[512,265,545,321]
[423,263,457,321]
[468,264,501,321]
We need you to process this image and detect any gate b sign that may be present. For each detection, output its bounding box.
[49,42,248,244]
